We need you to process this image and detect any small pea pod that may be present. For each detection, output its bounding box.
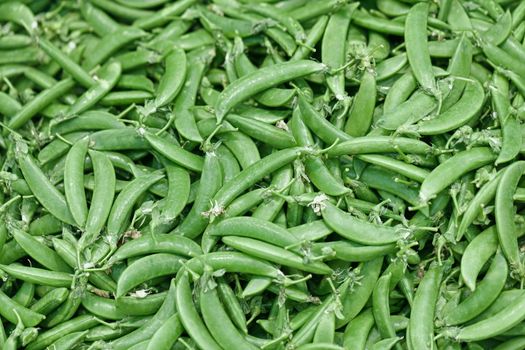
[455,292,525,341]
[405,3,437,95]
[155,48,187,108]
[17,153,76,225]
[171,150,222,239]
[495,161,525,268]
[322,5,355,100]
[116,253,185,298]
[109,279,178,350]
[78,150,116,253]
[215,60,325,123]
[344,69,376,136]
[419,147,497,203]
[176,272,222,350]
[200,285,258,350]
[106,171,164,249]
[321,202,404,245]
[67,61,122,116]
[408,264,442,350]
[9,225,71,273]
[64,137,89,228]
[445,250,507,325]
[146,313,183,350]
[0,288,44,327]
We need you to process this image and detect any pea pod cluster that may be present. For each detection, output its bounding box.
[1,0,525,349]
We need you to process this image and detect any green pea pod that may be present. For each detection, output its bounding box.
[445,250,507,325]
[408,264,442,350]
[45,331,88,350]
[79,150,116,252]
[176,272,222,350]
[0,2,36,34]
[106,171,164,249]
[345,69,376,136]
[26,315,99,350]
[419,147,497,203]
[0,288,44,327]
[495,161,525,268]
[322,202,404,245]
[67,61,122,116]
[9,225,71,273]
[146,313,183,350]
[64,137,89,228]
[155,48,187,108]
[216,60,325,123]
[322,5,355,100]
[116,253,185,297]
[17,153,75,225]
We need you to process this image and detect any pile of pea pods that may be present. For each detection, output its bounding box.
[2,0,525,349]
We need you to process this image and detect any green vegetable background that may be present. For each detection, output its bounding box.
[0,0,524,349]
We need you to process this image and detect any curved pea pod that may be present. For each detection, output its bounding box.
[116,292,167,317]
[109,279,177,350]
[170,151,222,239]
[328,136,431,156]
[351,9,404,36]
[312,240,396,262]
[116,253,185,298]
[445,250,507,325]
[155,48,186,108]
[415,79,485,135]
[106,171,164,249]
[200,286,258,350]
[8,77,75,129]
[222,236,332,275]
[78,150,116,253]
[0,288,44,327]
[182,251,283,280]
[157,159,190,222]
[322,5,355,100]
[25,315,99,350]
[109,234,201,264]
[0,263,73,288]
[454,292,525,341]
[81,292,126,320]
[212,147,305,210]
[345,69,376,136]
[226,114,296,149]
[408,264,443,350]
[0,2,36,34]
[83,26,147,70]
[298,94,352,144]
[16,153,76,226]
[176,272,222,350]
[215,60,325,123]
[209,216,300,248]
[38,38,95,88]
[45,331,88,350]
[321,202,405,245]
[67,61,122,116]
[145,313,183,350]
[495,161,525,268]
[145,132,204,172]
[173,46,215,143]
[374,53,408,81]
[405,3,437,95]
[30,288,69,315]
[9,225,71,273]
[64,137,89,228]
[419,147,497,203]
